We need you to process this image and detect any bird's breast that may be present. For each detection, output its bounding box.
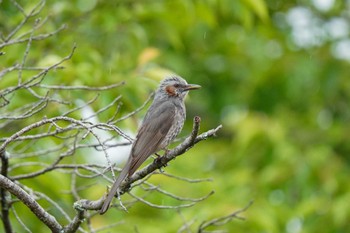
[159,103,185,149]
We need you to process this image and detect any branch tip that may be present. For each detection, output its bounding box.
[194,116,201,123]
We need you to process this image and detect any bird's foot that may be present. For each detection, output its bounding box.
[154,155,167,173]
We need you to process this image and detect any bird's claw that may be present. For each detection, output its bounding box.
[154,155,168,172]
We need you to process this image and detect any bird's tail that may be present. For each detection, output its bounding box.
[100,159,132,214]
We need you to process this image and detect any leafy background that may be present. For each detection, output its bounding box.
[1,0,350,232]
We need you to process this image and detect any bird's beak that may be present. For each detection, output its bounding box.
[183,84,201,91]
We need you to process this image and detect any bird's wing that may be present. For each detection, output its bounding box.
[100,101,175,214]
[128,101,175,176]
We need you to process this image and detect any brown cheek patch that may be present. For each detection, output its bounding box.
[165,85,176,96]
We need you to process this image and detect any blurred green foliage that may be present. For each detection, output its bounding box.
[1,0,350,232]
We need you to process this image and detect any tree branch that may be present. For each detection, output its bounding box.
[0,174,62,232]
[76,117,222,211]
[0,150,13,233]
[38,82,125,91]
[198,200,254,232]
[63,209,85,233]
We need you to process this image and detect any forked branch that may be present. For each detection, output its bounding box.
[76,118,222,211]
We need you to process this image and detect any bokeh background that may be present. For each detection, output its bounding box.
[1,0,350,232]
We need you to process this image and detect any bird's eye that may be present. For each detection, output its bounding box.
[174,84,180,88]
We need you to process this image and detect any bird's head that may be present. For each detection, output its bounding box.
[158,75,201,100]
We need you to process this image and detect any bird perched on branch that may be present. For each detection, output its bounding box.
[100,75,201,214]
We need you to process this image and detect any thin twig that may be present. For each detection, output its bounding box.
[198,200,254,232]
[128,192,198,209]
[5,0,45,41]
[12,207,32,233]
[1,24,66,49]
[157,172,213,183]
[38,82,125,91]
[0,43,76,97]
[112,92,154,124]
[143,183,215,202]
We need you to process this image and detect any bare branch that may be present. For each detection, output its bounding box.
[92,221,125,233]
[198,201,254,233]
[0,116,85,153]
[156,172,213,183]
[0,64,20,79]
[17,14,39,85]
[83,95,122,122]
[38,82,125,91]
[4,0,45,42]
[9,0,27,16]
[1,24,67,49]
[143,183,215,203]
[77,118,222,211]
[0,95,49,120]
[0,43,76,97]
[112,92,154,124]
[177,209,195,233]
[0,174,62,232]
[63,209,85,233]
[33,191,72,223]
[12,207,32,233]
[1,151,13,233]
[128,191,200,209]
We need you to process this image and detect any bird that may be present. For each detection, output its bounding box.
[100,75,201,214]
